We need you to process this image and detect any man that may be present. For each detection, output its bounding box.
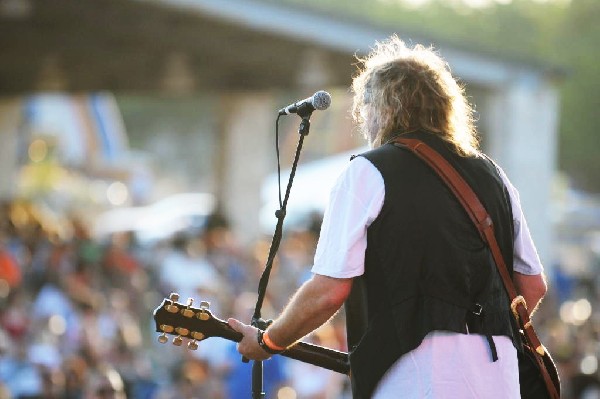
[229,36,547,398]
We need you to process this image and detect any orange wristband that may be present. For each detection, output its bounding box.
[263,331,286,351]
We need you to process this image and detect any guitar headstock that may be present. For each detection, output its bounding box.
[153,293,242,351]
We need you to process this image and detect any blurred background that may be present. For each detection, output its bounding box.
[0,0,598,398]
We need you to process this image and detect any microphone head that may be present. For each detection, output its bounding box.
[312,91,332,111]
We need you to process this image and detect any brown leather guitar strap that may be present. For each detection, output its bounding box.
[394,137,559,399]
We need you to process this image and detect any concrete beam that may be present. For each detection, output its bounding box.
[218,92,275,246]
[0,98,22,199]
[482,73,560,267]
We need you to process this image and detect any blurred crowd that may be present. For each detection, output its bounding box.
[0,199,598,399]
[0,201,348,399]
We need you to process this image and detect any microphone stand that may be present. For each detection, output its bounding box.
[249,112,312,399]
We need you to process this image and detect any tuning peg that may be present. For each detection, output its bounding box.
[166,304,179,313]
[166,303,179,313]
[158,333,168,344]
[197,301,210,321]
[188,339,199,350]
[158,325,174,343]
[160,325,174,333]
[182,298,194,318]
[191,331,205,340]
[175,327,189,336]
[166,293,180,313]
[173,336,183,346]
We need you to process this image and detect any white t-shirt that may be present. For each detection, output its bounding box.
[311,156,543,398]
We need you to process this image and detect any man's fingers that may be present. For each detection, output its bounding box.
[228,318,251,361]
[228,318,252,334]
[227,318,271,361]
[228,318,258,337]
[227,318,242,331]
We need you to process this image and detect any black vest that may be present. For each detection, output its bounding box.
[346,132,522,398]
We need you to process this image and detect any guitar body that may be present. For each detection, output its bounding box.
[519,342,561,399]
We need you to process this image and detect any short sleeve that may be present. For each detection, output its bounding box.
[311,157,384,278]
[497,167,544,275]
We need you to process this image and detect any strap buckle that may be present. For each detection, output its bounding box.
[510,295,527,320]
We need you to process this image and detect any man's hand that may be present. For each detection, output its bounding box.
[227,318,271,361]
[228,274,352,361]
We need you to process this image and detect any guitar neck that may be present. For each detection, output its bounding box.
[215,317,350,375]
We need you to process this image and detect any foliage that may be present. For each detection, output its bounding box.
[282,0,600,192]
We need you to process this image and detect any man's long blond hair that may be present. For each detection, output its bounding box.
[352,35,479,156]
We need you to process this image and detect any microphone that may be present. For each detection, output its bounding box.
[278,90,331,116]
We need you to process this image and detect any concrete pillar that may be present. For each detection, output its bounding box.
[217,92,275,247]
[0,98,22,199]
[482,75,560,267]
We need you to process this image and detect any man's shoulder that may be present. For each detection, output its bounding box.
[357,143,417,170]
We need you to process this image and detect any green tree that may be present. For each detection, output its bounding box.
[551,0,600,191]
